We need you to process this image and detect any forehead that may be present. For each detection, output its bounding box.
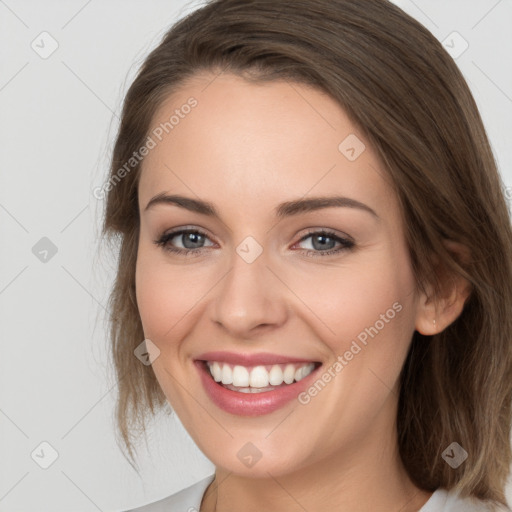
[138,72,397,220]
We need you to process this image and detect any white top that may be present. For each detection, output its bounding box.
[125,473,506,511]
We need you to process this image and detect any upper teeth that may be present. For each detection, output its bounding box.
[207,361,316,387]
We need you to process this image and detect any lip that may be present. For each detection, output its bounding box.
[195,350,318,366]
[194,357,322,416]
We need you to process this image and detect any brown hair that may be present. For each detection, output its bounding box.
[100,0,512,507]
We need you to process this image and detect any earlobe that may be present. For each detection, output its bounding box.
[414,284,439,335]
[414,240,472,336]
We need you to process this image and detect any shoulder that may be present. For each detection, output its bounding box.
[420,487,511,512]
[124,474,216,512]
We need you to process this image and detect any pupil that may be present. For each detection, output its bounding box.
[313,234,334,251]
[183,232,203,249]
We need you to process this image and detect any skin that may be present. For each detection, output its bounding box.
[135,72,470,512]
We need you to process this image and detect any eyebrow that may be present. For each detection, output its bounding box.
[144,193,379,219]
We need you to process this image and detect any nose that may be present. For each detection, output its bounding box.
[210,246,289,338]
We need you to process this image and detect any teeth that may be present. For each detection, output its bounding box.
[221,364,232,385]
[223,385,277,393]
[207,361,316,388]
[269,365,283,386]
[250,366,269,388]
[211,362,222,382]
[283,364,296,384]
[232,365,249,387]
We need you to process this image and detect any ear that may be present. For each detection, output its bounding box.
[415,240,472,335]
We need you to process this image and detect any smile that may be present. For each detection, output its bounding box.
[194,352,323,415]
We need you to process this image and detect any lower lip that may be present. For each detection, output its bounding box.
[195,360,322,416]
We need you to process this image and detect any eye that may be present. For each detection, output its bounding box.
[153,228,215,256]
[154,227,355,258]
[294,229,355,257]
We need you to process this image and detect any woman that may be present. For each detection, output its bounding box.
[100,0,512,510]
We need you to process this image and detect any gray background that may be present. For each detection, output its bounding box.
[1,0,511,510]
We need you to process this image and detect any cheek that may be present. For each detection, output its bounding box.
[326,250,417,402]
[135,249,206,342]
[285,254,416,443]
[289,252,415,350]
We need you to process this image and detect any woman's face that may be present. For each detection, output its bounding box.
[136,72,424,477]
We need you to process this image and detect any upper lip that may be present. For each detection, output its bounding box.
[195,351,320,366]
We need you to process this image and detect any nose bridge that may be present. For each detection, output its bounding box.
[211,237,288,336]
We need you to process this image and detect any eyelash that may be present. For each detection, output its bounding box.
[153,227,355,258]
